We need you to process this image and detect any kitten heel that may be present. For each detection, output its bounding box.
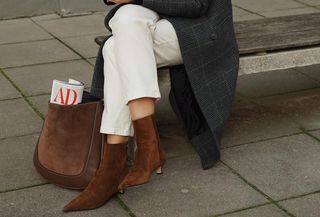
[156,166,163,175]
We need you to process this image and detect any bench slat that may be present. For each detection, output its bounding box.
[95,13,320,56]
[235,13,320,54]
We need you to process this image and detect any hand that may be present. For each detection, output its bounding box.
[107,0,134,4]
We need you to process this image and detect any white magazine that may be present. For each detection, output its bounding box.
[50,78,84,105]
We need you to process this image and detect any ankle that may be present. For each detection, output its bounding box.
[106,134,129,144]
[131,112,154,121]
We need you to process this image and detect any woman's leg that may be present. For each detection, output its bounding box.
[108,4,184,190]
[108,4,162,118]
[108,4,183,103]
[101,4,167,144]
[100,35,133,144]
[127,18,184,120]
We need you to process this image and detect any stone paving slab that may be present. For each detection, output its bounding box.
[158,123,196,159]
[34,14,108,38]
[236,68,320,98]
[221,133,320,200]
[0,73,21,100]
[0,98,42,139]
[232,6,252,16]
[0,0,59,20]
[120,154,268,217]
[0,134,46,192]
[4,60,93,96]
[87,58,96,65]
[0,18,53,45]
[0,184,129,217]
[60,34,100,58]
[231,0,306,13]
[279,193,320,217]
[221,99,301,148]
[27,94,51,116]
[0,40,80,68]
[219,204,289,217]
[31,14,61,22]
[296,64,320,83]
[297,0,320,6]
[253,88,320,130]
[59,0,106,15]
[309,130,320,139]
[233,13,264,22]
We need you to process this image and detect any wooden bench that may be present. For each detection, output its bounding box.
[94,13,320,75]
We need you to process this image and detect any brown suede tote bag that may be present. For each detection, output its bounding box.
[33,91,103,190]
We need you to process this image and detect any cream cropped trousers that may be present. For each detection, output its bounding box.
[100,4,183,137]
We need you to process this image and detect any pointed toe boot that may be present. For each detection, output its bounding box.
[118,114,166,191]
[63,136,128,212]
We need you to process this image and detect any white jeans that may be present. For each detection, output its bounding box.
[100,4,183,137]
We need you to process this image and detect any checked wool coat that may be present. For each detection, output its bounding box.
[90,0,240,169]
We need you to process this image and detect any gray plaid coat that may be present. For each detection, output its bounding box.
[90,0,239,169]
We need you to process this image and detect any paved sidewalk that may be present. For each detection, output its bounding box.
[1,1,320,217]
[232,0,320,20]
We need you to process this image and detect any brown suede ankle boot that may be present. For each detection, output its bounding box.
[118,114,166,191]
[63,136,128,212]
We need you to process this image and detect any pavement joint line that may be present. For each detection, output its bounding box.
[0,38,54,47]
[0,12,62,21]
[275,189,320,203]
[0,14,48,21]
[210,201,273,217]
[59,11,100,18]
[0,183,49,194]
[293,67,320,85]
[244,86,320,100]
[57,32,107,41]
[116,196,138,217]
[87,59,95,67]
[27,93,52,98]
[0,68,45,120]
[299,127,320,143]
[214,188,320,216]
[31,14,63,22]
[293,0,320,9]
[51,31,107,40]
[0,132,40,142]
[1,58,83,70]
[26,97,45,120]
[231,5,266,18]
[219,160,297,217]
[30,17,101,68]
[0,96,23,102]
[220,131,304,150]
[306,128,320,133]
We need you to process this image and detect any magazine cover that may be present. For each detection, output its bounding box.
[50,78,84,105]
